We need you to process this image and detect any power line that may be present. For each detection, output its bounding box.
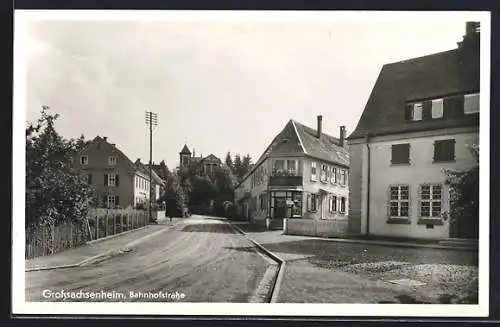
[145,111,158,223]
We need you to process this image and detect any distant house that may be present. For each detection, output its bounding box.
[234,115,349,235]
[72,136,164,209]
[347,22,480,240]
[134,159,166,203]
[178,144,222,176]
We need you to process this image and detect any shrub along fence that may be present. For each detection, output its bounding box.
[25,208,153,259]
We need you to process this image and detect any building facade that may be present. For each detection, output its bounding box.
[72,136,164,209]
[178,144,222,176]
[347,22,480,240]
[234,116,349,235]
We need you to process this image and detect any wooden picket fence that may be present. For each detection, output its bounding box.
[25,208,153,259]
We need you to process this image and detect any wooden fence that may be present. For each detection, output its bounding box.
[25,209,153,259]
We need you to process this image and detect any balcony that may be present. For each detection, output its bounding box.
[269,173,303,187]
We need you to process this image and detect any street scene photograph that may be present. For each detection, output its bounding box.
[13,10,489,317]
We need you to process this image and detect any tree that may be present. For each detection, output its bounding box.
[26,106,96,229]
[225,151,233,171]
[242,153,252,176]
[445,144,479,239]
[233,154,243,179]
[162,171,186,217]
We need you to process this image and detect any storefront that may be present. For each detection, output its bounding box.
[269,190,303,219]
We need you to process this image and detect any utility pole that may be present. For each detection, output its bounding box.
[145,111,158,223]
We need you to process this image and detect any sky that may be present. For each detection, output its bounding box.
[23,13,470,170]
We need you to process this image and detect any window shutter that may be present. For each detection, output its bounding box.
[433,141,439,162]
[104,174,108,186]
[443,95,464,118]
[405,104,413,120]
[88,174,92,185]
[102,196,107,207]
[115,196,120,206]
[422,101,432,120]
[116,174,120,186]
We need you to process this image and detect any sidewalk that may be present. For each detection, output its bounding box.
[230,221,478,304]
[26,218,184,271]
[231,221,478,252]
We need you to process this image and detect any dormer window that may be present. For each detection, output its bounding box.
[431,99,444,118]
[464,93,479,114]
[405,103,423,121]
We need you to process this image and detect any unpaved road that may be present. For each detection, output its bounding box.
[25,216,271,302]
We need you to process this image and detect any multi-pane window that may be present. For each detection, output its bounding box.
[80,155,88,165]
[330,167,337,184]
[339,197,346,214]
[434,139,455,162]
[464,93,479,114]
[107,195,116,208]
[420,184,442,217]
[389,185,409,218]
[329,195,337,213]
[287,160,296,175]
[108,156,117,165]
[307,193,317,212]
[339,170,347,185]
[391,144,410,164]
[274,160,285,173]
[432,99,444,118]
[108,173,116,187]
[320,164,328,183]
[311,162,317,181]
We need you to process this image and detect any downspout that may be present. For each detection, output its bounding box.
[365,135,371,236]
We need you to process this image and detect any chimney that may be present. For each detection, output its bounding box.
[458,22,480,49]
[316,115,323,139]
[103,136,108,142]
[193,148,196,158]
[339,126,346,147]
[111,143,116,147]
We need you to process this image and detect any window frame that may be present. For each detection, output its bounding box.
[433,139,456,163]
[419,184,443,218]
[310,162,317,181]
[108,156,117,166]
[412,103,423,121]
[107,195,116,208]
[388,184,410,218]
[80,155,88,166]
[274,159,285,173]
[320,164,328,183]
[330,167,337,184]
[431,98,444,119]
[391,143,410,165]
[464,93,480,115]
[108,173,116,187]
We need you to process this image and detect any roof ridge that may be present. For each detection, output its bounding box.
[293,119,339,141]
[384,48,458,67]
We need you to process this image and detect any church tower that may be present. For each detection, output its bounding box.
[179,144,191,168]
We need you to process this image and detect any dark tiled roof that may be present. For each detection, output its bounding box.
[180,144,191,154]
[293,120,349,167]
[349,40,480,140]
[235,119,349,188]
[199,154,222,164]
[135,160,165,186]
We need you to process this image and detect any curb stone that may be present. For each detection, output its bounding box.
[228,222,285,303]
[26,221,183,272]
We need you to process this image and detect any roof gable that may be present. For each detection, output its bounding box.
[293,121,349,167]
[180,144,191,154]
